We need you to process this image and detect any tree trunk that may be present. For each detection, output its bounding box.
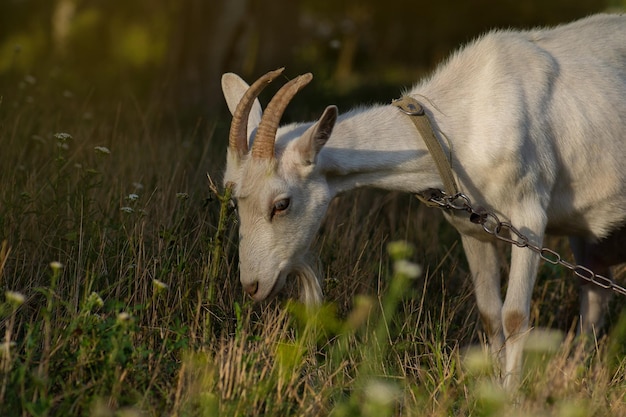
[164,0,249,115]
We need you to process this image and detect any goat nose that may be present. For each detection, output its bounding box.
[244,281,259,297]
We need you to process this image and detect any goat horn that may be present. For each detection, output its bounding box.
[229,67,285,156]
[251,73,313,159]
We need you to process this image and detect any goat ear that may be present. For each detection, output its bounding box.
[221,73,263,144]
[294,105,338,165]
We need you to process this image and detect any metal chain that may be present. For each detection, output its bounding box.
[424,190,626,296]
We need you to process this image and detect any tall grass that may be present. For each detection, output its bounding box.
[0,75,625,416]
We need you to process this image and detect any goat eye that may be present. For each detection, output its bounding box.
[271,198,290,218]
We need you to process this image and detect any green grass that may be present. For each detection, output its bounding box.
[0,77,625,416]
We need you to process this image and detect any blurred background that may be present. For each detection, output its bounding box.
[2,0,623,124]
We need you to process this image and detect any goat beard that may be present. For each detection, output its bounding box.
[284,255,323,306]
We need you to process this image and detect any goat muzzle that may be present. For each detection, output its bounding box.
[243,281,259,298]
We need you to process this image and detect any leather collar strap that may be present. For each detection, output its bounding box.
[392,96,458,204]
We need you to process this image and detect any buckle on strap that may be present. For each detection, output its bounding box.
[393,96,459,198]
[415,188,447,207]
[393,97,425,116]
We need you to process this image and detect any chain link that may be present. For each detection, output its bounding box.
[425,190,626,297]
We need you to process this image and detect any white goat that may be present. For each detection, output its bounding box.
[221,14,626,387]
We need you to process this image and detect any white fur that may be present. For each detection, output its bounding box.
[222,14,626,387]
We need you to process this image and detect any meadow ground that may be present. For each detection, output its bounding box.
[0,77,625,417]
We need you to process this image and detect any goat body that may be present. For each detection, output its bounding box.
[221,13,626,387]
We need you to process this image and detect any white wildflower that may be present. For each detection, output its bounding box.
[87,292,104,309]
[126,193,139,202]
[117,312,131,324]
[54,132,72,142]
[5,291,25,307]
[152,279,168,293]
[49,261,63,271]
[120,206,134,214]
[94,146,111,155]
[394,259,422,279]
[364,379,400,408]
